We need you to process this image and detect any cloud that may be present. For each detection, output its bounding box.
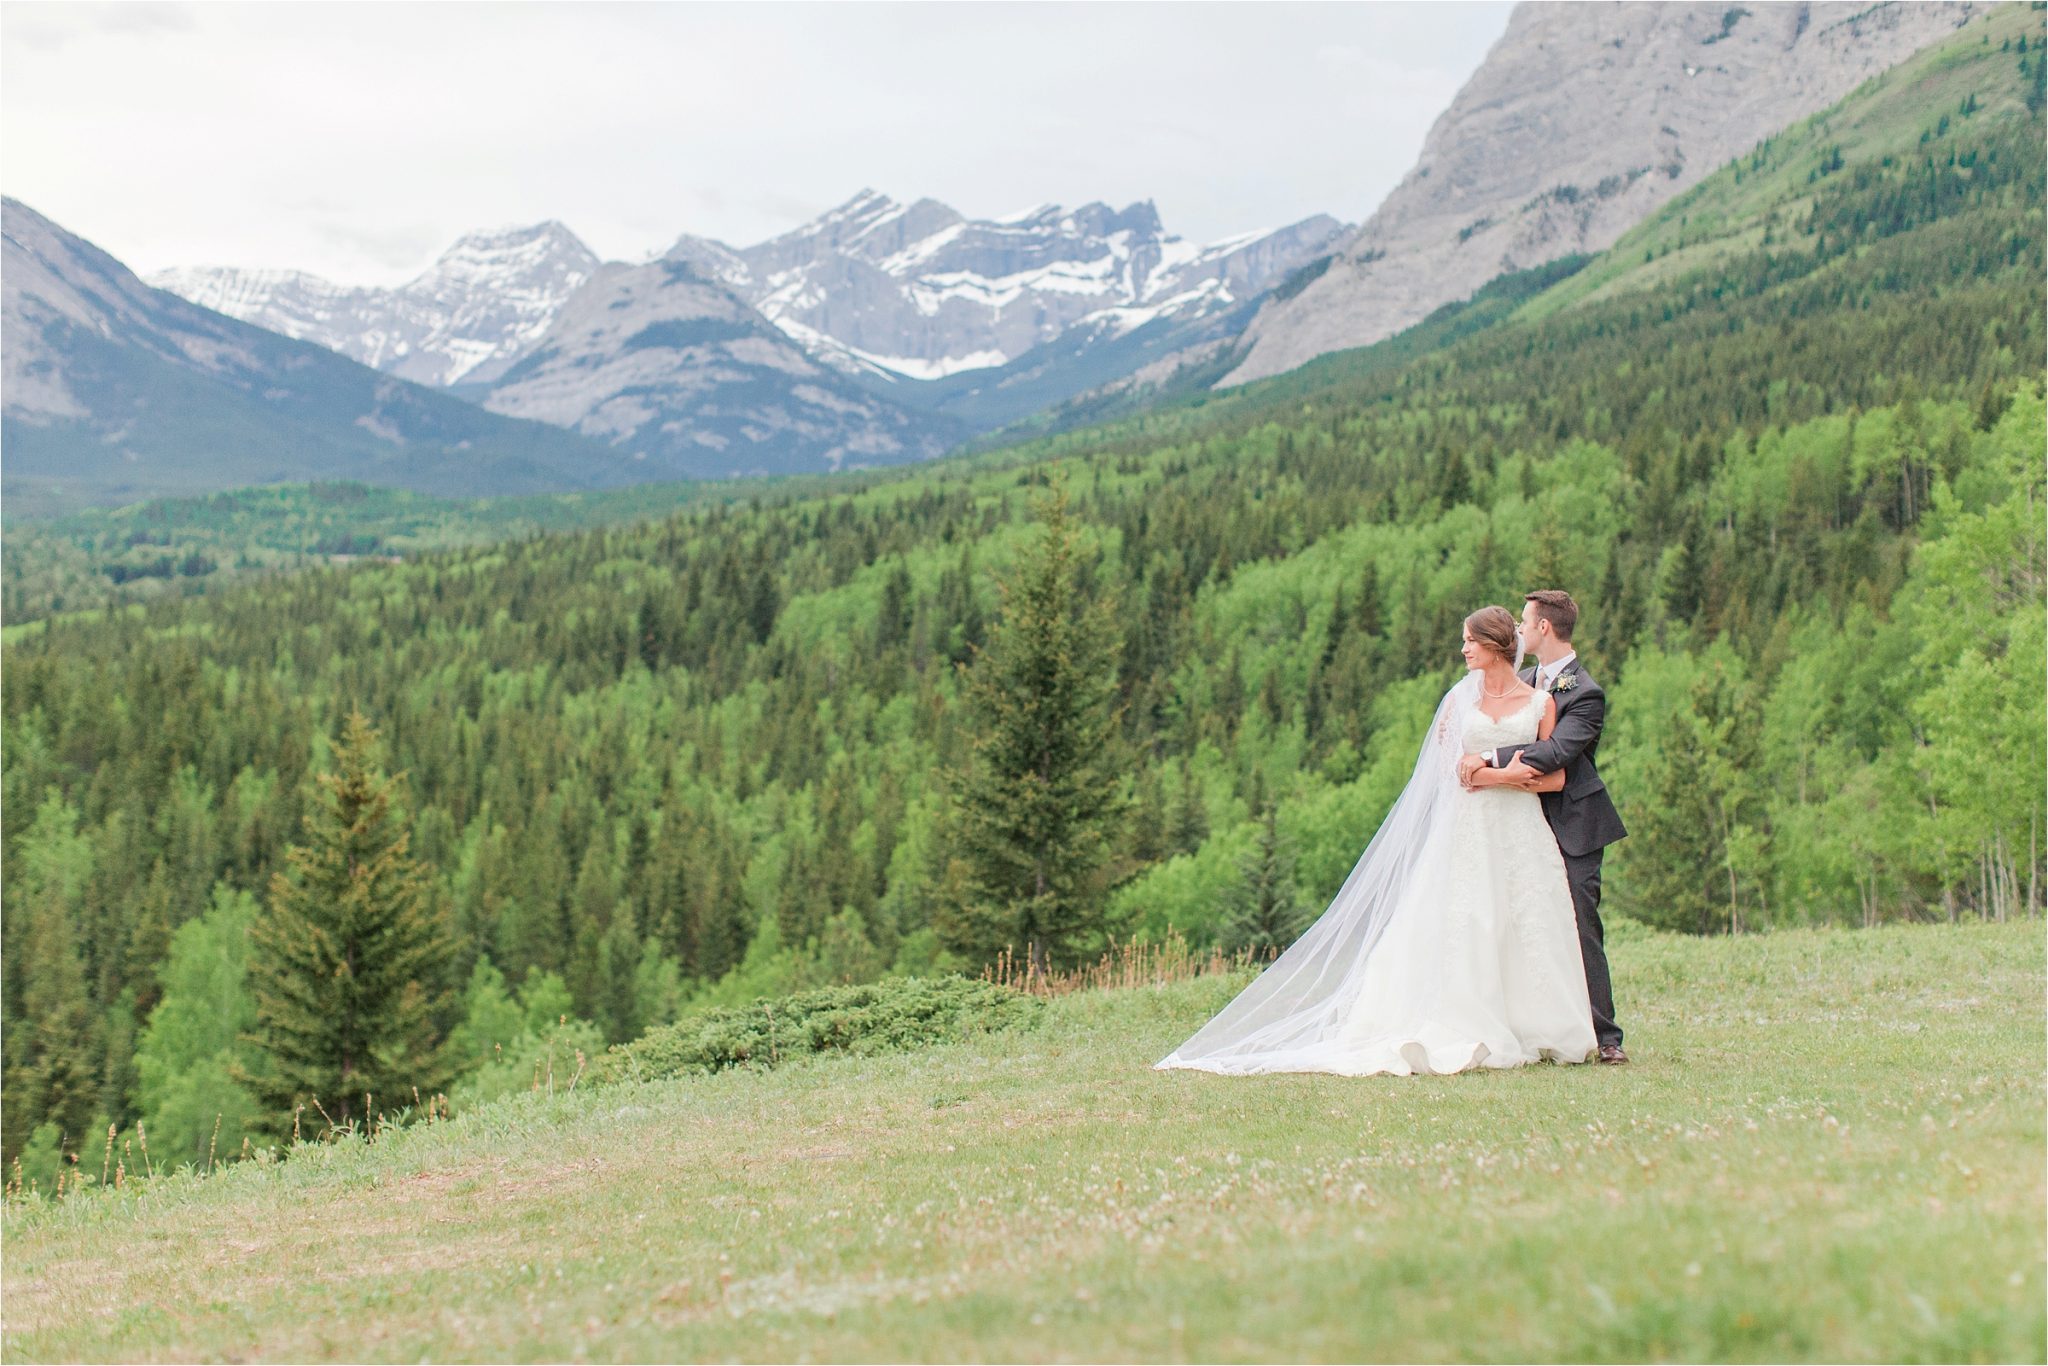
[4,1,194,51]
[308,218,448,275]
[0,2,1513,283]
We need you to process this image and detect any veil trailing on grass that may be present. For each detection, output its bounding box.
[1153,669,1483,1074]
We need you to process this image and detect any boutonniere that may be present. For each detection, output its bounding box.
[1552,670,1579,693]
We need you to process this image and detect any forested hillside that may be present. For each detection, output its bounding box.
[4,6,2042,1175]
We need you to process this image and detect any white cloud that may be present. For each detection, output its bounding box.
[0,0,1512,285]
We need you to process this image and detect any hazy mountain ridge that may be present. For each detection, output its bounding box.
[1,199,640,514]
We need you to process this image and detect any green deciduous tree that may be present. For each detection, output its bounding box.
[133,884,268,1168]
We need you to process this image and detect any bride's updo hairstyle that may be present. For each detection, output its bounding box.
[1463,605,1519,662]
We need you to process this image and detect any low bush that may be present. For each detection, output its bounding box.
[600,975,1043,1083]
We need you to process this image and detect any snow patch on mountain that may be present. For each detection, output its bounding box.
[663,190,1347,383]
[149,222,599,387]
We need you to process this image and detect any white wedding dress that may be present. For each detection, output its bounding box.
[1155,672,1596,1076]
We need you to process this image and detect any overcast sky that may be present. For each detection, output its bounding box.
[2,1,1513,287]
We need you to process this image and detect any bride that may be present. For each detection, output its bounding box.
[1155,605,1596,1076]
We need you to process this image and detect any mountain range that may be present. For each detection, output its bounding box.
[151,195,1347,450]
[7,0,2000,512]
[661,190,1345,382]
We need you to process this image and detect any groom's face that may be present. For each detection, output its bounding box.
[1519,601,1544,658]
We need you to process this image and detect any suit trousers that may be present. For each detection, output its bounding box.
[1562,847,1622,1048]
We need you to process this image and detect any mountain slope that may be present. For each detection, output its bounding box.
[1,200,642,515]
[1219,0,1986,386]
[148,223,601,388]
[471,257,961,479]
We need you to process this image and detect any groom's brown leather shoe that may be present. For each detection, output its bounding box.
[1597,1044,1629,1065]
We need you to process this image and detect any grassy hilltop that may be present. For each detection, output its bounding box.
[4,920,2041,1363]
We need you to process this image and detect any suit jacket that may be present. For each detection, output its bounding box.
[1492,658,1628,858]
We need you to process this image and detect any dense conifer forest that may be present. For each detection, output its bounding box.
[4,8,2042,1179]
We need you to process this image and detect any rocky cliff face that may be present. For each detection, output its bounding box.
[1218,0,1983,387]
[149,222,600,387]
[669,190,1347,381]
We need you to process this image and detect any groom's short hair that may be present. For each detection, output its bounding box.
[1524,590,1578,641]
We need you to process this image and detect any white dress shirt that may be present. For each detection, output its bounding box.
[1535,649,1578,691]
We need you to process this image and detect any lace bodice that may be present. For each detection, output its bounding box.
[1460,687,1544,756]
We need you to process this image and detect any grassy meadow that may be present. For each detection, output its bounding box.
[2,919,2041,1363]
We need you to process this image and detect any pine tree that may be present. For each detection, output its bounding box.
[938,473,1131,975]
[2,794,101,1167]
[1525,520,1573,594]
[876,560,914,652]
[1222,799,1310,955]
[241,711,456,1132]
[1169,760,1211,856]
[1129,765,1169,864]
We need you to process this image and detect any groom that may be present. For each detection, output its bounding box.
[1458,590,1629,1064]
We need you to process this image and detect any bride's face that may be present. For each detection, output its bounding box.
[1460,629,1501,671]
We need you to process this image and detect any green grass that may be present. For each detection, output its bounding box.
[4,920,2042,1363]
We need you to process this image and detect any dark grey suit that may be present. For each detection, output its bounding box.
[1492,657,1627,1049]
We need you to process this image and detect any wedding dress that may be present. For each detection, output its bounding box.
[1154,670,1595,1076]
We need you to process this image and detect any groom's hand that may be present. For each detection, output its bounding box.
[1457,754,1486,788]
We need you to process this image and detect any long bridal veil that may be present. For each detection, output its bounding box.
[1153,668,1485,1075]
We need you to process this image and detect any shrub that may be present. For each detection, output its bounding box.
[600,975,1042,1084]
[453,1018,607,1108]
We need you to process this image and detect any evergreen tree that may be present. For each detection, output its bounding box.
[1129,765,1169,865]
[876,560,914,652]
[938,474,1131,975]
[240,710,456,1132]
[594,913,641,1043]
[1619,658,1762,935]
[1169,761,1210,856]
[1221,799,1310,956]
[2,794,101,1167]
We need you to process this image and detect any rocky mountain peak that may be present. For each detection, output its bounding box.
[1219,0,1984,387]
[149,219,602,387]
[670,191,1344,381]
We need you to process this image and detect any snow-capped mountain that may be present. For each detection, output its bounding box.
[149,222,599,387]
[664,190,1347,383]
[142,193,1346,457]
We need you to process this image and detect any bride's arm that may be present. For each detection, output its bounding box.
[1511,696,1566,791]
[1470,695,1567,790]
